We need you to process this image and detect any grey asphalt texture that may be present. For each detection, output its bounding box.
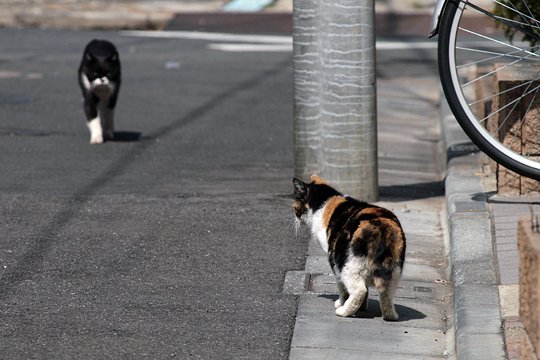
[0,28,301,359]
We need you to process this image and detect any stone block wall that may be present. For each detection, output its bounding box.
[491,65,540,195]
[519,218,540,360]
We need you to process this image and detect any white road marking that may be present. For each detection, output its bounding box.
[121,30,292,44]
[207,43,293,52]
[122,30,442,52]
[376,41,438,50]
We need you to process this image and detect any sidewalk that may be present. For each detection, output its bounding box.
[287,63,539,360]
[287,76,455,358]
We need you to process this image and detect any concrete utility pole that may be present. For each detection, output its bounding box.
[293,0,378,202]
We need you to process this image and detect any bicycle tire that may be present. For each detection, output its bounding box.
[438,0,540,180]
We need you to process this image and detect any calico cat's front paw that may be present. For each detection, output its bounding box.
[334,299,344,309]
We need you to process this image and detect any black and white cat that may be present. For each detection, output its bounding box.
[78,39,121,144]
[293,175,406,320]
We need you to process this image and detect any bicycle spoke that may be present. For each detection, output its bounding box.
[521,87,539,160]
[440,0,540,177]
[456,46,540,67]
[463,3,540,44]
[505,0,540,41]
[494,78,534,134]
[490,0,540,31]
[505,86,540,154]
[461,55,529,88]
[481,81,540,124]
[469,79,539,106]
[458,27,540,57]
[518,0,540,38]
[465,0,540,42]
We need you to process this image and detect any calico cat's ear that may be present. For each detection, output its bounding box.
[310,174,327,185]
[293,178,307,199]
[85,53,94,61]
[109,54,118,62]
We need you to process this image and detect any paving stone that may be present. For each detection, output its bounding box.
[401,262,444,283]
[290,318,450,357]
[304,255,331,274]
[500,270,519,286]
[499,284,519,318]
[496,235,518,244]
[456,333,506,360]
[496,242,518,251]
[289,347,448,360]
[283,271,309,295]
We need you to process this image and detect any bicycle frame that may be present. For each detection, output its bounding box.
[429,0,448,37]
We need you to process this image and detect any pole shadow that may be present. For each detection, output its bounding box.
[379,180,445,201]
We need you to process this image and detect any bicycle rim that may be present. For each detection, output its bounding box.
[439,0,540,180]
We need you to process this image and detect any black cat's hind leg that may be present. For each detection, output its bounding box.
[101,106,115,141]
[102,94,118,141]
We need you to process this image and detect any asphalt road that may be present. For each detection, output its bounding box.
[0,27,440,358]
[0,28,302,359]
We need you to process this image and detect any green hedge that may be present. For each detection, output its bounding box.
[493,1,540,46]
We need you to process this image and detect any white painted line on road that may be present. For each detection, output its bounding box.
[207,43,293,52]
[122,30,440,52]
[208,41,438,52]
[376,41,438,50]
[121,30,292,44]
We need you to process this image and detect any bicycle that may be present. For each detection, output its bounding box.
[429,0,540,180]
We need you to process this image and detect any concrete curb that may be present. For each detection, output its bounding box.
[440,95,506,359]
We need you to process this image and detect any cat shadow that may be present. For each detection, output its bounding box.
[318,294,426,321]
[112,131,141,142]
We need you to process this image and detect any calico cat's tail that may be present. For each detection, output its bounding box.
[372,222,406,288]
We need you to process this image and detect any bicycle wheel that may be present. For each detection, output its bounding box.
[438,0,540,180]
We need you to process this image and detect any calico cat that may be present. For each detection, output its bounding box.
[293,175,406,321]
[78,39,121,144]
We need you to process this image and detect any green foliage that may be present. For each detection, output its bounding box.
[493,0,540,46]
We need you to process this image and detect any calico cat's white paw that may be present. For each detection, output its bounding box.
[334,299,344,309]
[335,306,355,317]
[382,310,399,322]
